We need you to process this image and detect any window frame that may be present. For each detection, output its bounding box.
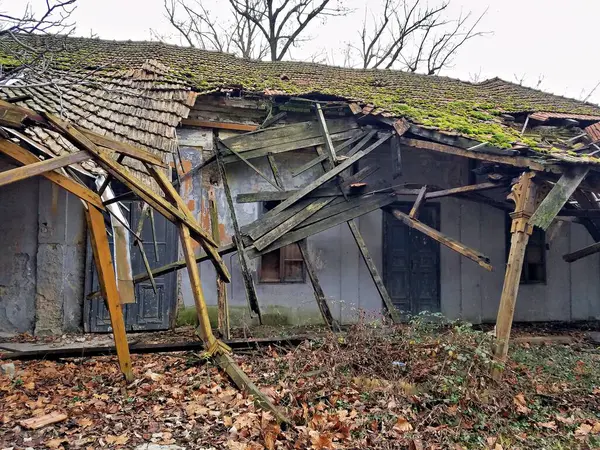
[505,214,547,285]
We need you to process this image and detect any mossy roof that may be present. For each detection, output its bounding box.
[3,34,600,152]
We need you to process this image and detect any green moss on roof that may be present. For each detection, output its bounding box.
[4,35,600,147]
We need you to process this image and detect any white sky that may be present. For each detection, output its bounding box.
[10,0,600,104]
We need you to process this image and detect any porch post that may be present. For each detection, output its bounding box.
[492,172,538,379]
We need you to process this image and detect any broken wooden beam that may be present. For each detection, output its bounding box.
[563,241,600,263]
[0,138,104,210]
[315,103,337,165]
[19,412,67,430]
[530,167,589,230]
[409,186,428,219]
[389,208,493,271]
[398,137,557,172]
[269,133,392,216]
[0,147,90,188]
[85,204,133,382]
[215,149,262,320]
[298,240,341,332]
[347,220,400,323]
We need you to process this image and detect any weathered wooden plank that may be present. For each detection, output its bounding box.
[214,352,290,424]
[259,111,287,129]
[391,134,402,178]
[181,119,258,131]
[267,152,284,189]
[218,141,282,190]
[85,204,133,381]
[345,130,377,157]
[179,223,217,346]
[297,239,341,332]
[253,197,334,251]
[347,220,400,323]
[530,167,589,230]
[0,139,104,210]
[0,147,90,188]
[216,150,262,320]
[246,193,398,259]
[298,192,387,229]
[221,129,362,163]
[209,187,230,339]
[291,153,329,177]
[572,190,600,241]
[563,241,600,262]
[221,117,359,153]
[409,186,427,219]
[316,103,337,164]
[336,130,370,154]
[268,133,392,216]
[424,181,508,199]
[76,126,167,167]
[399,137,556,172]
[389,208,493,271]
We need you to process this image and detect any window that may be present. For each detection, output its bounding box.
[259,242,306,283]
[258,201,305,283]
[506,216,546,284]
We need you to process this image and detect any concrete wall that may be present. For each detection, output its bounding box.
[177,126,600,325]
[0,160,87,335]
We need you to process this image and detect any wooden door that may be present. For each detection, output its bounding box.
[84,202,178,332]
[383,204,440,315]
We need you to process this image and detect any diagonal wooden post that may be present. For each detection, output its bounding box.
[492,172,538,380]
[85,204,133,381]
[209,187,230,339]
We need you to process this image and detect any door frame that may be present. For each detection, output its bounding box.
[382,202,441,315]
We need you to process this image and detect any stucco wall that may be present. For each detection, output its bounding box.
[177,126,600,325]
[0,160,87,335]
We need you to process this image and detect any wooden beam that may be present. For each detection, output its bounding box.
[347,220,400,323]
[267,152,284,189]
[389,208,492,271]
[178,223,217,346]
[563,241,600,263]
[530,167,589,230]
[424,181,509,199]
[492,173,538,379]
[181,119,258,131]
[215,149,262,320]
[346,130,377,157]
[253,197,334,251]
[0,139,104,210]
[209,187,230,339]
[269,133,392,216]
[85,204,133,381]
[0,147,90,188]
[291,153,329,177]
[76,126,167,168]
[258,112,287,129]
[213,352,290,424]
[391,134,402,178]
[409,186,427,219]
[297,239,341,332]
[398,137,556,172]
[315,103,337,164]
[218,141,282,191]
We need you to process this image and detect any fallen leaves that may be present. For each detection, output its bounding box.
[105,434,129,445]
[393,416,413,433]
[513,393,531,415]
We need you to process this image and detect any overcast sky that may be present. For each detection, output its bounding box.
[11,0,600,104]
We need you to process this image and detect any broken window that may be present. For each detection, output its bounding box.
[506,216,546,284]
[258,201,305,283]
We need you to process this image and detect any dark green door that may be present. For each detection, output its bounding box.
[383,204,440,315]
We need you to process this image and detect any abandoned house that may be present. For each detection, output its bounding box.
[2,35,600,341]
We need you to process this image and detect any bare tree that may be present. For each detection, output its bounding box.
[164,0,350,61]
[164,0,268,59]
[0,1,77,80]
[357,0,487,74]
